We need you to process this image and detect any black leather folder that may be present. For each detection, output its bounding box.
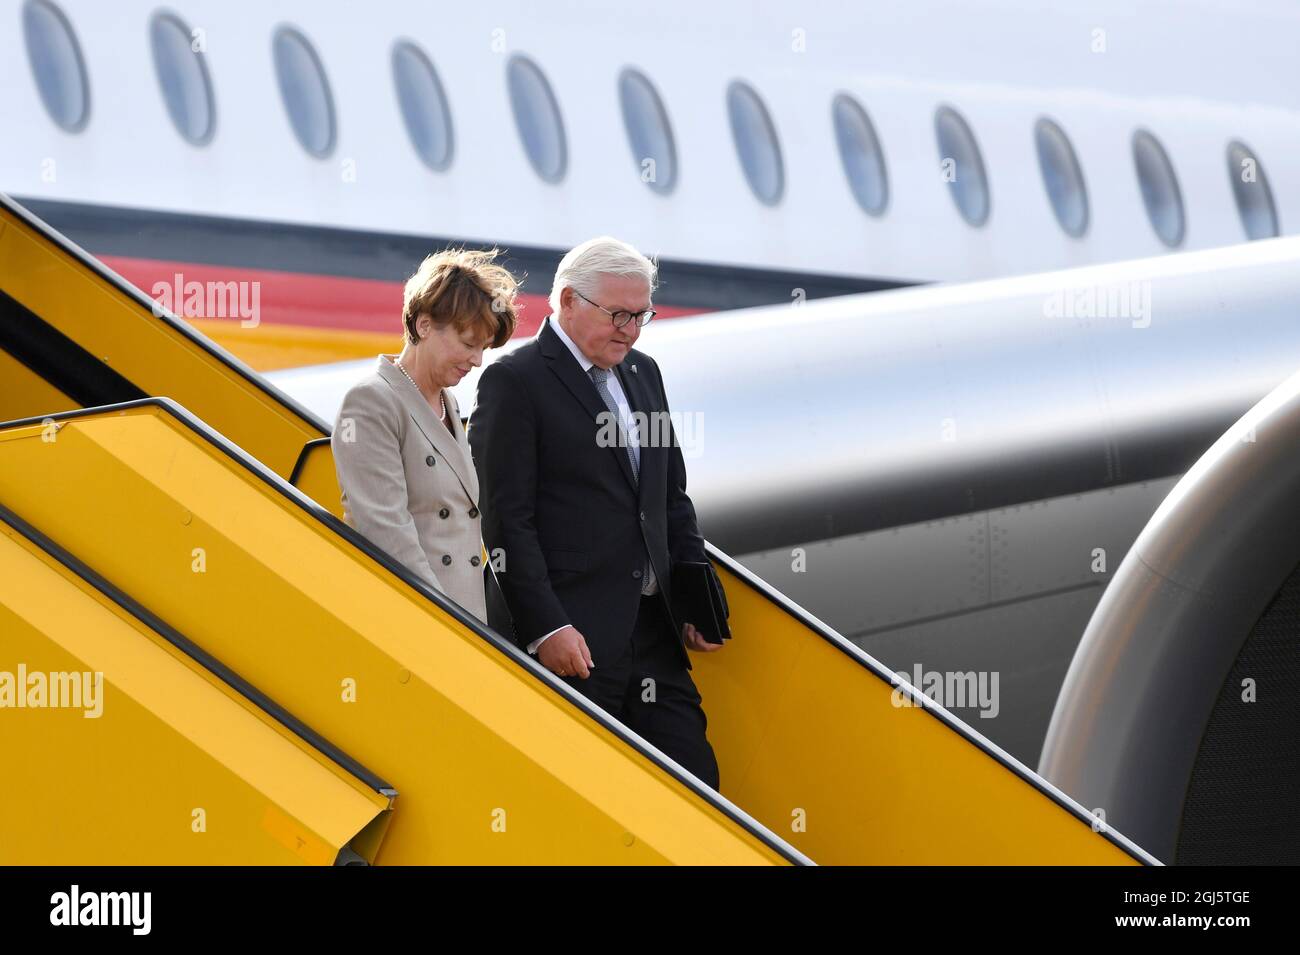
[671,560,731,645]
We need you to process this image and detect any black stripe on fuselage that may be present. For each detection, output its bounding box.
[16,197,918,310]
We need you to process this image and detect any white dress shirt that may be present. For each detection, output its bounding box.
[527,316,657,655]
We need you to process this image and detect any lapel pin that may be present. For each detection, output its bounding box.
[630,364,638,374]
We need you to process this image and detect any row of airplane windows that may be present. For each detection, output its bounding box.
[21,0,1282,247]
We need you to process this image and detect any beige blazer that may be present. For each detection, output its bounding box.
[331,355,486,622]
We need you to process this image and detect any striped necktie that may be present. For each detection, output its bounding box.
[588,366,640,482]
[588,365,656,595]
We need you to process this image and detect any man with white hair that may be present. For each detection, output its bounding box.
[469,236,723,789]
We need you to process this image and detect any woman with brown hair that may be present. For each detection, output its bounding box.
[332,248,519,621]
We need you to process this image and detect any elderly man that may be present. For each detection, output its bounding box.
[468,236,722,789]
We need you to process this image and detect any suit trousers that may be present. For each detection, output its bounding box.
[559,594,720,791]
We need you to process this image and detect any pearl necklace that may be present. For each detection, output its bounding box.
[395,358,447,421]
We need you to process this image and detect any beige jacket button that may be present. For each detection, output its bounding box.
[441,555,452,566]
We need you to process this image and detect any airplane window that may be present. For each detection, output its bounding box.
[935,105,989,227]
[150,12,215,146]
[1034,117,1088,238]
[619,68,677,195]
[727,80,783,206]
[832,93,888,216]
[1132,129,1184,247]
[507,54,566,184]
[392,41,453,172]
[21,0,89,132]
[272,26,336,158]
[1226,141,1279,241]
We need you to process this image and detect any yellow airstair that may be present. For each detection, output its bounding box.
[0,193,1153,864]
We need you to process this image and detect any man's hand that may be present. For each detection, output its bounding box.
[538,625,595,678]
[683,622,723,652]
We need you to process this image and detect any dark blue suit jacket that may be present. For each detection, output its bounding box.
[468,318,707,668]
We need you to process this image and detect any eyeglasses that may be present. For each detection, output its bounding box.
[572,289,656,328]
